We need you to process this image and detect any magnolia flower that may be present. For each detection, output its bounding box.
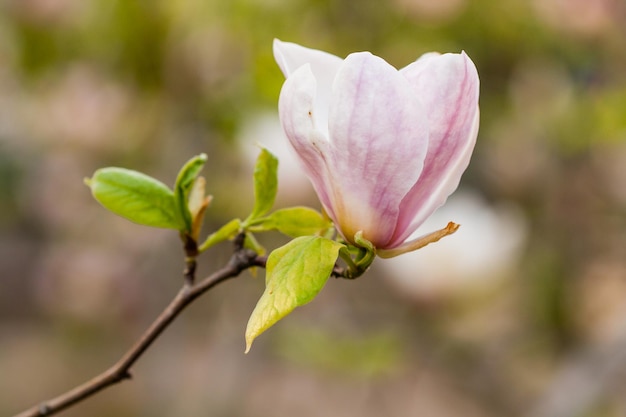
[274,39,479,257]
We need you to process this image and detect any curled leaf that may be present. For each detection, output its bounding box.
[247,148,278,222]
[188,176,212,240]
[174,153,208,232]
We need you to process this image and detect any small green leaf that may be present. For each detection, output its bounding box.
[243,232,265,278]
[252,207,332,238]
[87,167,182,229]
[245,236,343,352]
[244,231,266,256]
[198,218,241,252]
[247,148,278,221]
[174,154,208,232]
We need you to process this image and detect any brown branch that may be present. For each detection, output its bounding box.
[11,243,264,417]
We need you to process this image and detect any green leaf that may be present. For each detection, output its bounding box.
[86,167,182,229]
[198,218,241,252]
[174,154,208,232]
[243,232,265,278]
[252,207,332,238]
[244,231,266,256]
[247,148,278,221]
[245,236,343,352]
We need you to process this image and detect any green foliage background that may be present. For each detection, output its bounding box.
[1,0,626,416]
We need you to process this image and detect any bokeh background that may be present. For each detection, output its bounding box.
[1,0,626,416]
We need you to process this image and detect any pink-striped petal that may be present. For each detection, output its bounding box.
[326,52,429,246]
[389,52,480,247]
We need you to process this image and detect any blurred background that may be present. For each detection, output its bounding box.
[1,0,626,416]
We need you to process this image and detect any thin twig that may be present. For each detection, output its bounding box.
[11,243,263,417]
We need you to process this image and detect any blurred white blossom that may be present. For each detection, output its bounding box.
[380,190,527,299]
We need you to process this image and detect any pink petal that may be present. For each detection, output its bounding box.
[327,52,429,247]
[389,52,480,247]
[277,64,337,221]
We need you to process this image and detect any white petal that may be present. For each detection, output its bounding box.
[277,64,337,221]
[274,39,343,139]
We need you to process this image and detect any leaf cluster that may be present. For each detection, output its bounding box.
[85,148,374,351]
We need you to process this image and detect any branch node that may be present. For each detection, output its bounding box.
[181,233,199,258]
[183,257,197,286]
[228,248,258,273]
[233,232,246,251]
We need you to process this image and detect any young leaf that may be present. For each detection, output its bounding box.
[247,148,278,221]
[174,154,208,232]
[86,167,182,229]
[245,236,343,352]
[244,231,266,256]
[188,176,212,240]
[243,232,265,278]
[197,218,241,252]
[252,207,332,238]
